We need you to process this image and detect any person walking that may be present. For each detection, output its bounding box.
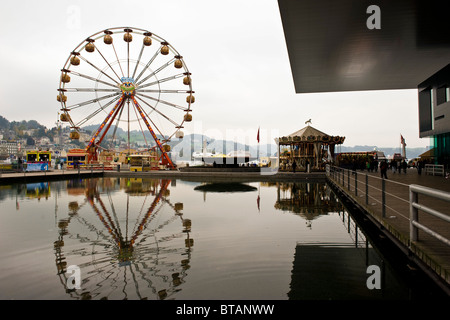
[380,160,388,179]
[417,160,423,175]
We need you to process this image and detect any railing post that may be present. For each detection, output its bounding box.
[409,187,419,242]
[382,178,386,218]
[347,169,350,190]
[354,171,358,196]
[365,174,368,205]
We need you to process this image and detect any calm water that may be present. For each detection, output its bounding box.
[0,177,444,300]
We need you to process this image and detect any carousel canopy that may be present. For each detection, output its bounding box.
[276,125,345,145]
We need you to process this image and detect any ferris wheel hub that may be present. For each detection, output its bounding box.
[120,77,136,97]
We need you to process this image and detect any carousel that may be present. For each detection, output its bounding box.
[276,124,345,172]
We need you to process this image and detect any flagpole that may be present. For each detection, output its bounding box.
[257,127,260,163]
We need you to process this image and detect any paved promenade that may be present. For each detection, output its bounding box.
[327,166,450,290]
[0,169,103,184]
[0,167,327,185]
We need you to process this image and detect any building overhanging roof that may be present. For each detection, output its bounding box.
[277,0,450,93]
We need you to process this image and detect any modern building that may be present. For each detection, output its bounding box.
[418,64,450,165]
[277,0,450,165]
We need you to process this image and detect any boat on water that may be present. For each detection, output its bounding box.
[193,150,256,167]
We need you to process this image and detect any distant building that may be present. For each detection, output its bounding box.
[0,140,19,157]
[23,129,36,136]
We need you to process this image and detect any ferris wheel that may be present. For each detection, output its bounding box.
[57,27,194,168]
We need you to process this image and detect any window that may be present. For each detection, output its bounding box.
[436,86,446,105]
[419,88,432,132]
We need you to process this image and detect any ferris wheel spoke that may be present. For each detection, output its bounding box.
[134,49,160,83]
[132,44,146,80]
[69,70,119,88]
[107,193,123,237]
[132,98,166,140]
[74,216,116,245]
[127,40,131,78]
[74,96,121,128]
[131,195,150,236]
[137,73,184,89]
[130,180,170,246]
[66,93,121,110]
[138,89,191,94]
[88,199,122,245]
[111,42,125,79]
[135,92,188,111]
[78,54,121,85]
[64,88,121,93]
[131,103,150,147]
[110,104,126,144]
[135,58,176,87]
[134,95,181,127]
[97,196,124,241]
[94,45,123,82]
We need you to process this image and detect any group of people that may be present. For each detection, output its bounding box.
[389,159,408,174]
[379,160,408,179]
[351,158,412,179]
[377,159,425,179]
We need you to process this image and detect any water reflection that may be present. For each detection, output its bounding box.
[25,182,51,200]
[272,182,342,228]
[54,178,193,300]
[1,178,445,300]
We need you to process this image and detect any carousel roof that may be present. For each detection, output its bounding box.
[276,125,345,144]
[286,125,328,138]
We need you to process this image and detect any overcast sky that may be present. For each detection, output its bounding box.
[0,0,431,148]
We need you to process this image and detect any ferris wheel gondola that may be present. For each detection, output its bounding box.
[57,27,194,168]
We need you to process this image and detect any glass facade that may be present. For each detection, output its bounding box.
[433,132,450,167]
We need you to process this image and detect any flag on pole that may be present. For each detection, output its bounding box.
[257,127,260,143]
[401,134,406,146]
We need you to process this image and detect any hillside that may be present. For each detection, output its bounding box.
[0,115,431,159]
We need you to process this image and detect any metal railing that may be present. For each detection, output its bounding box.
[326,164,450,246]
[424,164,445,176]
[410,184,450,246]
[326,165,408,216]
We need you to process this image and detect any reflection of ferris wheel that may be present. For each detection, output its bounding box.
[54,178,193,300]
[57,27,194,168]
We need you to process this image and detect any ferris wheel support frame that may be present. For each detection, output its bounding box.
[131,97,175,169]
[86,96,125,162]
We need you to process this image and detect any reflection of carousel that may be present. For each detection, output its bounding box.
[276,124,345,172]
[54,178,192,300]
[274,182,343,227]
